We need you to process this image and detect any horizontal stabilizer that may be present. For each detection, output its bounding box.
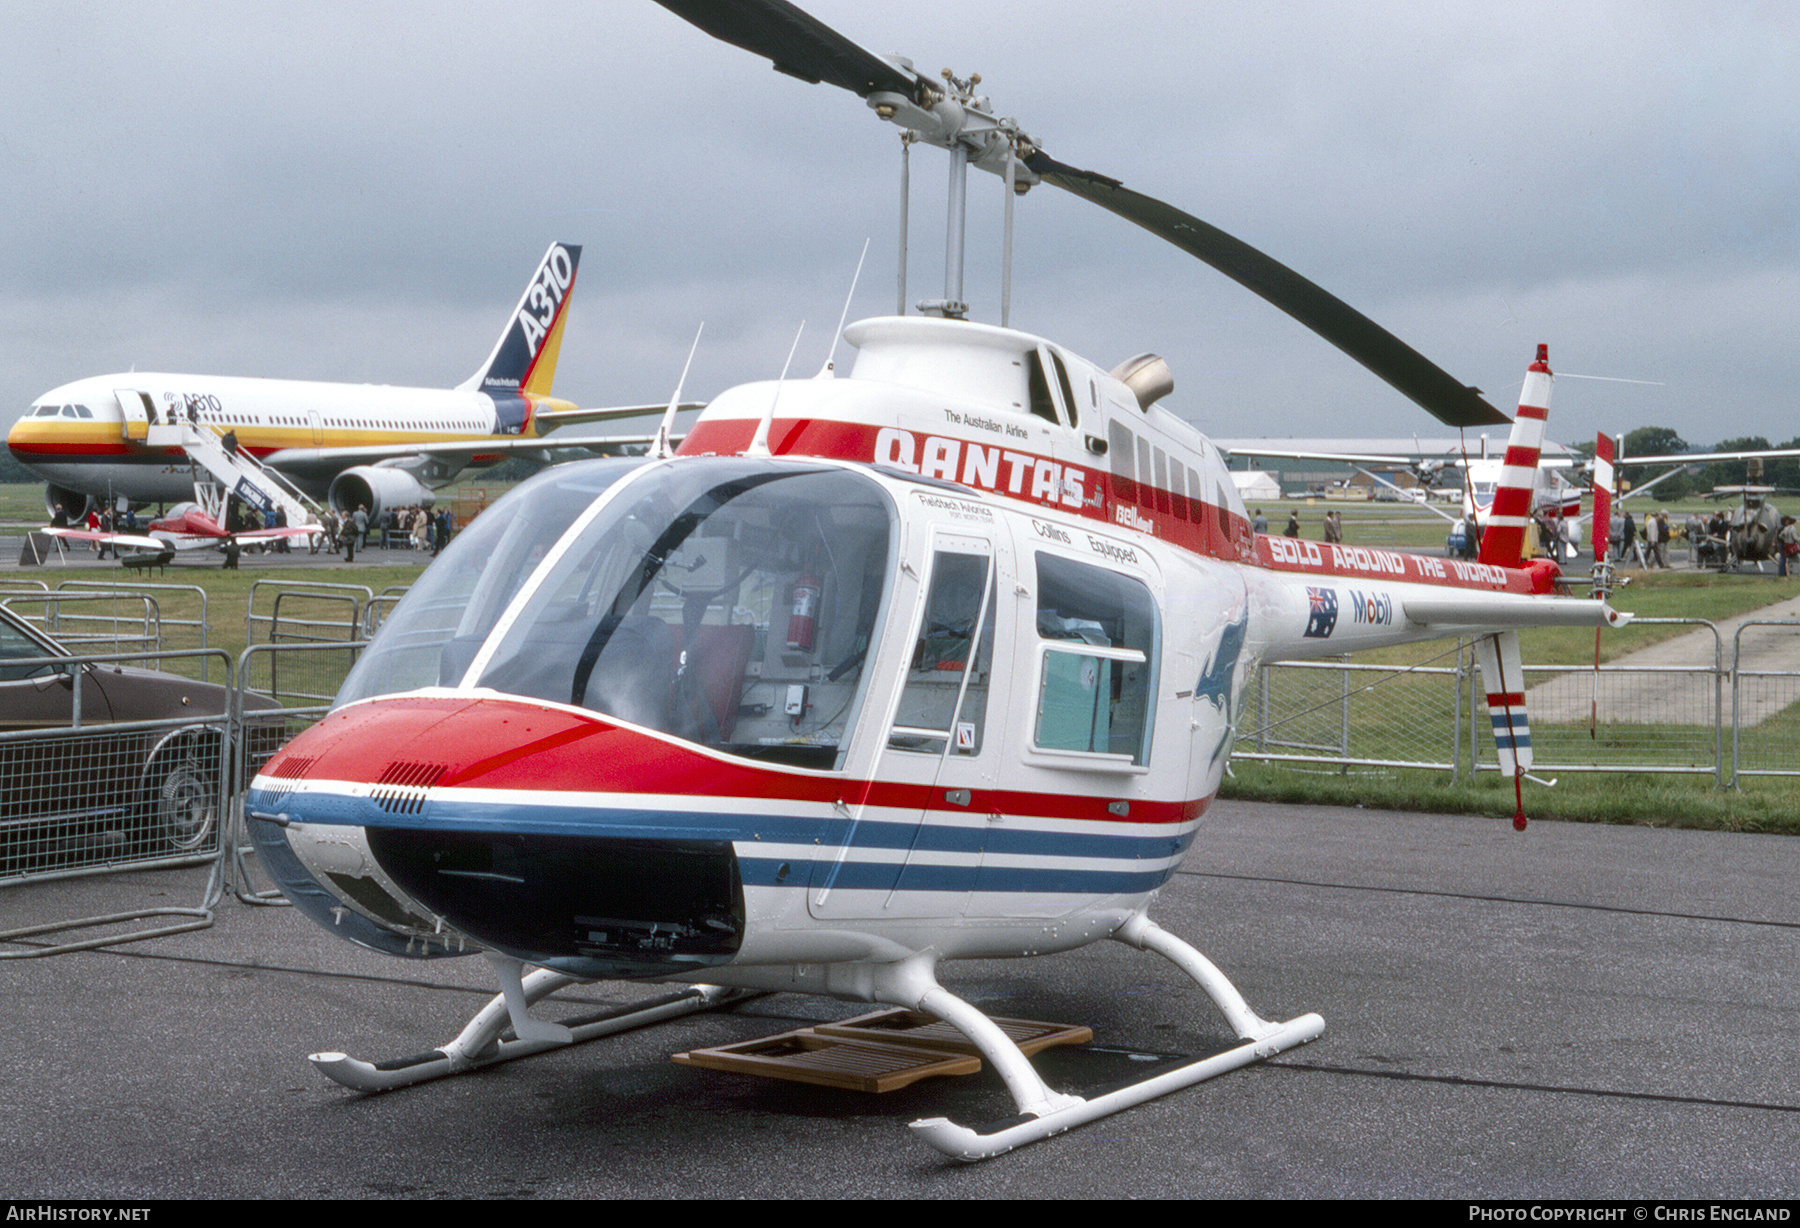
[1402,596,1627,629]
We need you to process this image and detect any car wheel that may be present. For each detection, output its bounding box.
[141,730,221,854]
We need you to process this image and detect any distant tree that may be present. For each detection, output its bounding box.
[0,448,37,483]
[1622,426,1690,457]
[1772,438,1800,493]
[467,456,549,484]
[1622,426,1693,500]
[1698,436,1772,494]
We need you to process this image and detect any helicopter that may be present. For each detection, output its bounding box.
[244,0,1627,1161]
[1601,448,1800,571]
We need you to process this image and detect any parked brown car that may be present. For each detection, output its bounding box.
[0,606,287,876]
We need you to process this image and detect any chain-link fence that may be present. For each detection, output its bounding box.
[0,647,242,887]
[1235,618,1800,788]
[1732,619,1800,780]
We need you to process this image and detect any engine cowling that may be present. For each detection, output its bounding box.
[43,483,95,523]
[327,466,436,521]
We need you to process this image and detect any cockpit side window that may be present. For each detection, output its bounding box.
[1026,350,1059,426]
[887,545,996,756]
[1048,350,1079,430]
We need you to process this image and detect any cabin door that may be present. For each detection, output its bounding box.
[807,531,1000,921]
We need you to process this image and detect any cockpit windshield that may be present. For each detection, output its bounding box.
[474,459,895,769]
[475,459,895,769]
[334,458,645,707]
[345,457,897,772]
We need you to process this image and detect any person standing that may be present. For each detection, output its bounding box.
[1284,509,1300,538]
[1779,516,1798,578]
[345,505,367,563]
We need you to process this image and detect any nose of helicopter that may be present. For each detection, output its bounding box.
[249,693,756,977]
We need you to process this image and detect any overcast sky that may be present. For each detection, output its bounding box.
[5,1,1796,454]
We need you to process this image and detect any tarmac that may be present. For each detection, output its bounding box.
[1,800,1793,1200]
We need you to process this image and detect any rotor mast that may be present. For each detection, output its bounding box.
[869,65,1039,322]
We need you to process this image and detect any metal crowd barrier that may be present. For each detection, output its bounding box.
[55,581,212,678]
[1731,619,1800,782]
[0,646,238,956]
[224,640,369,905]
[246,579,372,647]
[1235,617,1800,789]
[1,590,163,656]
[246,580,373,702]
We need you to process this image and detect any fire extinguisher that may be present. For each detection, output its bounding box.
[787,567,820,652]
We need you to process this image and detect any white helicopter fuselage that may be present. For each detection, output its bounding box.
[250,317,1612,988]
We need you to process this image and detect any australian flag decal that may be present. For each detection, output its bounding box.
[1304,586,1339,638]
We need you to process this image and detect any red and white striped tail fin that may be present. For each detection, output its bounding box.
[1477,344,1554,568]
[1591,432,1615,561]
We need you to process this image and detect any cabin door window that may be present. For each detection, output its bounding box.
[1030,552,1159,767]
[886,538,996,757]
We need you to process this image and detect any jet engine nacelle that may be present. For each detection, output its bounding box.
[43,483,95,523]
[327,466,436,521]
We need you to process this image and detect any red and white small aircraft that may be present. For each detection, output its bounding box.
[43,500,319,561]
[245,0,1627,1160]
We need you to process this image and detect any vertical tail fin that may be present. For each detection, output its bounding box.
[1476,344,1553,568]
[1591,432,1615,561]
[1475,630,1532,775]
[1475,629,1534,831]
[458,243,582,397]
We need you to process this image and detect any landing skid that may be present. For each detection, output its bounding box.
[309,966,759,1093]
[308,919,1320,1162]
[896,915,1324,1162]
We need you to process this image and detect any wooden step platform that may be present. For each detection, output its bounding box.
[672,1007,1093,1093]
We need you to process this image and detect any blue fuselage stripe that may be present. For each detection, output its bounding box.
[251,786,1196,896]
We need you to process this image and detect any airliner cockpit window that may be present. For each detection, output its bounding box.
[334,458,644,707]
[475,461,896,771]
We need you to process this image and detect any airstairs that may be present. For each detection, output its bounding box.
[177,425,320,529]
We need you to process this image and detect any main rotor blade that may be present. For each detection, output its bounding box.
[654,0,918,97]
[652,1,1507,430]
[1025,152,1511,429]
